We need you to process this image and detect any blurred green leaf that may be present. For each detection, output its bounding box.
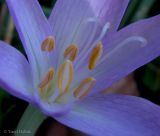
[131,0,155,21]
[143,59,160,93]
[42,6,51,17]
[120,0,156,27]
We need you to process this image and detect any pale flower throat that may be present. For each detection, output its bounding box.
[38,36,103,102]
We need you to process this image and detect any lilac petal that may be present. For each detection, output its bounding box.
[89,15,160,94]
[88,0,129,32]
[49,0,129,37]
[49,0,95,43]
[0,41,33,102]
[55,94,160,136]
[49,0,129,68]
[6,0,52,83]
[34,92,73,117]
[104,14,160,52]
[49,0,97,68]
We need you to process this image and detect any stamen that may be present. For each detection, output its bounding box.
[64,44,78,61]
[88,42,103,70]
[41,36,55,52]
[57,60,74,94]
[38,68,54,89]
[73,77,96,99]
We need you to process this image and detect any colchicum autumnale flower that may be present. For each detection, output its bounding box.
[1,0,160,135]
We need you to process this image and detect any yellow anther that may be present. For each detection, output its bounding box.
[38,68,55,89]
[64,44,78,61]
[73,77,96,99]
[41,36,55,52]
[88,42,103,70]
[57,60,74,94]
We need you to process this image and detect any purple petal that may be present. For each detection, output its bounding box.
[49,0,129,68]
[49,0,97,68]
[55,94,160,136]
[0,41,33,102]
[49,0,129,36]
[49,0,95,41]
[89,15,160,94]
[34,92,73,117]
[87,0,129,32]
[6,0,52,83]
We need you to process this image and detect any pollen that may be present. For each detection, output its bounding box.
[41,36,55,52]
[73,77,96,99]
[38,68,55,89]
[88,42,103,70]
[57,60,74,95]
[64,44,78,61]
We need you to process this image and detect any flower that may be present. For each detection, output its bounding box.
[1,0,160,135]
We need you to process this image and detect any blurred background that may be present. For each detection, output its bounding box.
[0,0,160,135]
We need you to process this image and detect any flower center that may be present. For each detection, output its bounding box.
[38,68,55,89]
[57,60,73,95]
[38,36,103,102]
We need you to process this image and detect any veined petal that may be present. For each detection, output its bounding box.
[49,0,95,43]
[6,0,53,84]
[49,0,97,69]
[55,94,160,136]
[0,41,33,102]
[90,15,160,94]
[88,0,129,32]
[34,92,73,117]
[49,0,129,69]
[49,0,129,39]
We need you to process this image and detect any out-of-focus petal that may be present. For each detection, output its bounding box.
[0,41,33,102]
[55,94,160,136]
[6,0,52,83]
[89,15,160,94]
